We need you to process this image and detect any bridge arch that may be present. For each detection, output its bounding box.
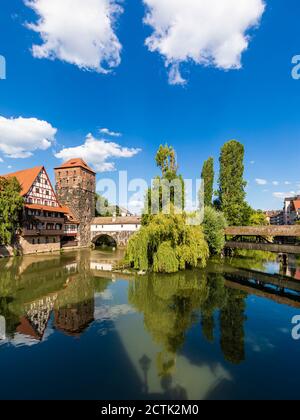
[92,233,118,248]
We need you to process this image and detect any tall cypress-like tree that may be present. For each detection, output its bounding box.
[201,157,214,207]
[218,140,247,226]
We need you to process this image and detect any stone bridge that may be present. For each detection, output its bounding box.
[90,217,141,248]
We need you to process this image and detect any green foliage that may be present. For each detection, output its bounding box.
[95,193,121,217]
[153,242,179,273]
[155,144,178,178]
[218,140,248,226]
[202,207,227,255]
[126,211,209,273]
[201,157,214,207]
[129,268,247,367]
[143,144,185,225]
[0,176,24,245]
[249,210,269,226]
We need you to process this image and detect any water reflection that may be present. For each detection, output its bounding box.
[129,271,247,371]
[0,249,300,399]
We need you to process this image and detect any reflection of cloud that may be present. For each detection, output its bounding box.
[94,304,134,322]
[97,290,113,301]
[246,334,275,354]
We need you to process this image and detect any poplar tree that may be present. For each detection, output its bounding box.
[218,140,247,226]
[201,157,214,207]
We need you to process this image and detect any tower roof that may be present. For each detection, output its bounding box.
[55,158,96,174]
[1,166,43,196]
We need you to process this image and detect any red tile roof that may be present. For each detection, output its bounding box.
[25,203,69,214]
[2,166,43,196]
[55,158,95,174]
[293,200,300,211]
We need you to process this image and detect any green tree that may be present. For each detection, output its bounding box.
[143,145,185,225]
[202,207,227,255]
[0,176,24,245]
[126,210,209,273]
[249,210,269,226]
[201,157,214,207]
[155,144,178,178]
[218,140,248,226]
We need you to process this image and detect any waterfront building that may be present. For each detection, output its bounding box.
[55,158,96,247]
[283,196,300,225]
[265,210,284,225]
[2,165,76,255]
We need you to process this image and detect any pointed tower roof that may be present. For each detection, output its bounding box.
[2,166,43,196]
[55,158,96,174]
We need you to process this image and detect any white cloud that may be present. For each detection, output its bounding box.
[250,160,255,165]
[272,181,279,186]
[284,181,291,185]
[0,157,3,163]
[255,178,267,185]
[100,127,122,137]
[273,191,296,200]
[25,0,123,74]
[143,0,265,84]
[0,116,57,159]
[55,133,141,172]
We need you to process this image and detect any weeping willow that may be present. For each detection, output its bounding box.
[125,212,209,273]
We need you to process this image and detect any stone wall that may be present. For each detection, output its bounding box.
[91,231,135,247]
[0,245,14,258]
[19,236,61,255]
[55,167,95,248]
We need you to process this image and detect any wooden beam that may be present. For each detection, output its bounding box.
[225,225,300,237]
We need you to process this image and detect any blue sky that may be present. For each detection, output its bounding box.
[0,0,300,211]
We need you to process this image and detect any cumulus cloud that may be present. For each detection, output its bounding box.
[100,127,122,137]
[143,0,265,84]
[255,178,267,185]
[0,158,3,163]
[55,133,141,172]
[0,116,57,159]
[25,0,123,73]
[272,181,279,186]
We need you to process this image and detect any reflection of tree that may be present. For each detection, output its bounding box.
[200,274,227,343]
[129,270,248,372]
[220,288,247,365]
[230,250,277,271]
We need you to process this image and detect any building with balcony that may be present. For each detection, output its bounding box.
[1,164,80,255]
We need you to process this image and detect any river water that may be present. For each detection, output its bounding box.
[0,248,300,400]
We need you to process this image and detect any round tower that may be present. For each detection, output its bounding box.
[55,158,96,247]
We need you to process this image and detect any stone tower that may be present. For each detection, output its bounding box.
[55,158,96,247]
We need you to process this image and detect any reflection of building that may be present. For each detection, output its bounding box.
[16,295,58,341]
[54,299,94,336]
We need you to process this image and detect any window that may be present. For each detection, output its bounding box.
[53,238,56,243]
[32,239,35,245]
[46,190,49,196]
[36,188,40,193]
